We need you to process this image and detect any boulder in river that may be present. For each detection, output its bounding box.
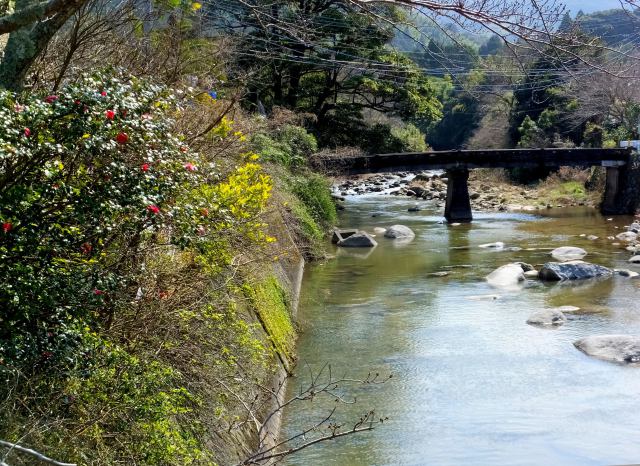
[629,255,640,264]
[486,263,525,287]
[373,227,387,235]
[574,335,640,364]
[615,269,640,278]
[538,261,612,281]
[524,270,539,279]
[526,309,567,326]
[551,246,587,261]
[384,225,415,239]
[616,231,638,242]
[337,232,377,248]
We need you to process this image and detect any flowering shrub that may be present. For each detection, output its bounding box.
[0,71,272,369]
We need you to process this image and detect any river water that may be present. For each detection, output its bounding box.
[280,196,640,466]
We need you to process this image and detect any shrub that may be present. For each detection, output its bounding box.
[0,70,272,370]
[251,124,317,168]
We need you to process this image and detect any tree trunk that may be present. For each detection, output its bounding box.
[0,0,85,91]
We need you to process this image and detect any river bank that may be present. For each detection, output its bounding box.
[333,168,600,213]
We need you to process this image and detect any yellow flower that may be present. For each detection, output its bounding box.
[192,2,202,10]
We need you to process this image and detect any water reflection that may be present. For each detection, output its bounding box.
[281,197,640,466]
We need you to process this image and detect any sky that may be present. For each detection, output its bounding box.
[562,0,628,14]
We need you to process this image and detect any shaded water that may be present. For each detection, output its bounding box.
[281,197,640,466]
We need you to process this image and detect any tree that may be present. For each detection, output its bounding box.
[0,0,88,90]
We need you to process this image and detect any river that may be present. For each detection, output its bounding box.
[280,195,640,466]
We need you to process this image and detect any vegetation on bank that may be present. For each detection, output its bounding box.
[0,69,336,465]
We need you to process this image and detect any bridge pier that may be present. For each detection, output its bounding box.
[444,168,472,223]
[601,162,630,215]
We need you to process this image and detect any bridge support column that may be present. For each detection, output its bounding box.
[445,168,472,223]
[601,163,629,215]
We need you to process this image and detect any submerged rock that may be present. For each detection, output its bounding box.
[551,246,587,262]
[629,255,640,264]
[486,263,525,287]
[384,225,415,239]
[526,309,567,326]
[373,227,387,235]
[337,232,377,248]
[574,335,640,364]
[479,241,505,249]
[538,261,612,281]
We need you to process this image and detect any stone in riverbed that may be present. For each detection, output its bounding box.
[524,270,539,279]
[615,269,640,278]
[384,225,415,239]
[539,261,612,281]
[479,241,505,249]
[337,232,377,248]
[616,231,638,242]
[628,255,640,264]
[486,263,525,287]
[526,309,567,326]
[551,246,587,261]
[574,335,640,364]
[555,305,581,313]
[373,227,387,235]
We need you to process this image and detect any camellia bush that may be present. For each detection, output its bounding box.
[0,71,272,371]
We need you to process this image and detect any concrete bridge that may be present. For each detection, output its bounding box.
[312,148,634,222]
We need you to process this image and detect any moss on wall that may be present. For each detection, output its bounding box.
[243,275,296,369]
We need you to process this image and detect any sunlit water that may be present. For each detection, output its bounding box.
[280,196,640,466]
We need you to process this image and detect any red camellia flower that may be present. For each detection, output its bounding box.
[184,162,197,172]
[141,163,150,172]
[44,95,59,104]
[24,128,31,137]
[81,242,92,254]
[101,91,107,96]
[180,146,188,153]
[147,205,160,214]
[93,289,105,295]
[116,132,129,144]
[74,100,81,105]
[2,222,12,233]
[105,110,115,120]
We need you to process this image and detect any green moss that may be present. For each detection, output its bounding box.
[243,276,296,365]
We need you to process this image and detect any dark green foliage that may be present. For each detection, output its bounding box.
[289,173,337,229]
[251,124,318,168]
[479,35,504,57]
[426,91,481,150]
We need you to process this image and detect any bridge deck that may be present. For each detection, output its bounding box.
[313,148,632,174]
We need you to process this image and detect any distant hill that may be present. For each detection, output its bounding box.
[574,8,640,46]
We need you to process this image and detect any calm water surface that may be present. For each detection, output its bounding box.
[281,196,640,466]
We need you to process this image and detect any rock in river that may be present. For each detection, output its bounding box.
[486,263,525,287]
[616,231,638,242]
[538,261,612,281]
[574,335,640,364]
[337,232,377,248]
[551,246,587,261]
[479,241,505,249]
[526,309,567,326]
[384,225,415,239]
